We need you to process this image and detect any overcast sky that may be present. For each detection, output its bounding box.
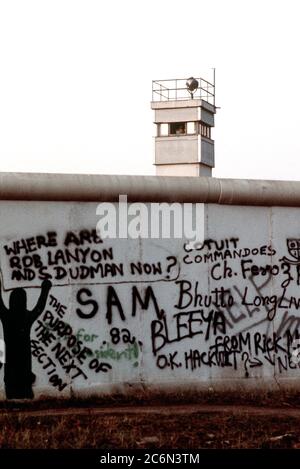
[0,0,299,180]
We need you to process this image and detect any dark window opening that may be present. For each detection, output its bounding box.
[169,122,186,135]
[200,123,211,139]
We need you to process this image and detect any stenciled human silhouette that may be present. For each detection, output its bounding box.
[0,279,52,399]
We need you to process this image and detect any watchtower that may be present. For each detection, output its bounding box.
[151,73,216,176]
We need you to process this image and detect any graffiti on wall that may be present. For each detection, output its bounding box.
[0,202,299,399]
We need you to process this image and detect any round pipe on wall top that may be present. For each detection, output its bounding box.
[0,172,299,206]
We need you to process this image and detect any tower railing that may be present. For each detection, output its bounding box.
[152,76,215,106]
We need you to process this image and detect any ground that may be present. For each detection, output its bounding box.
[1,391,300,449]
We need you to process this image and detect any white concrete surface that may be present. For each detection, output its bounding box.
[0,199,299,399]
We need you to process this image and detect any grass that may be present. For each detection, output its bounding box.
[0,411,300,449]
[1,390,300,449]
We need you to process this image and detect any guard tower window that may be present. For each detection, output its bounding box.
[199,123,211,139]
[170,122,186,135]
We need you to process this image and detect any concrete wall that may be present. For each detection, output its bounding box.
[0,173,300,399]
[155,135,200,164]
